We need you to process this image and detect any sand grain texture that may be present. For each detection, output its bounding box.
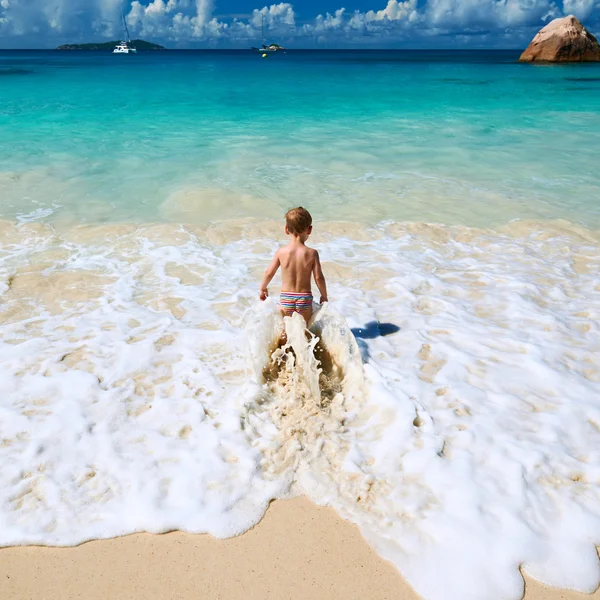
[1,498,599,600]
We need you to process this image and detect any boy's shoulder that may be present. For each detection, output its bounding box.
[298,244,318,257]
[279,243,318,258]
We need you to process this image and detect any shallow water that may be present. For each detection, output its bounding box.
[0,217,599,600]
[1,50,600,600]
[1,50,600,228]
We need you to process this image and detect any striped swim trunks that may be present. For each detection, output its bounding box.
[280,291,313,314]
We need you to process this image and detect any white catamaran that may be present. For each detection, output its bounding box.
[113,4,137,54]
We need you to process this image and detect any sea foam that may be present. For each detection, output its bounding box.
[0,218,599,600]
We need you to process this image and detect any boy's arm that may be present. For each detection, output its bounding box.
[259,251,280,300]
[313,251,328,304]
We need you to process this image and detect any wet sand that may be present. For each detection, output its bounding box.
[1,497,598,600]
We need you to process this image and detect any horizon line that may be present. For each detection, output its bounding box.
[0,47,525,51]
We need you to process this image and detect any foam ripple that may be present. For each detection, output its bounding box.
[0,218,599,600]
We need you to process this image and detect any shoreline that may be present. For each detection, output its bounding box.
[2,214,600,243]
[0,212,598,598]
[1,497,598,600]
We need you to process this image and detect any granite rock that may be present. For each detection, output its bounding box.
[519,16,600,62]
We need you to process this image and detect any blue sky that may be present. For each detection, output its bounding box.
[1,0,599,49]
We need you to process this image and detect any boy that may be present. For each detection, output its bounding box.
[259,207,328,323]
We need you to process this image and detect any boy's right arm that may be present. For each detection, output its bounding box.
[313,251,328,304]
[259,251,281,301]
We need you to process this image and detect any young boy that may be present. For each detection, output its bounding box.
[259,207,328,323]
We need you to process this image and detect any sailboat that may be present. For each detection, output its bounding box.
[113,3,137,54]
[251,15,285,53]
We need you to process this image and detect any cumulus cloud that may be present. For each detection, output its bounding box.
[312,8,345,32]
[365,0,419,22]
[127,0,221,40]
[425,0,560,30]
[0,0,599,47]
[300,0,589,45]
[0,0,123,39]
[124,1,297,42]
[563,0,599,20]
[250,2,295,27]
[301,0,421,44]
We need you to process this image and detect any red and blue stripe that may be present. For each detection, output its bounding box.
[280,291,313,313]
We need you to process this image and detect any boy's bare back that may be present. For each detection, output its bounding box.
[259,207,328,322]
[277,244,320,294]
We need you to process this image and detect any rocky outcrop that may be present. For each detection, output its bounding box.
[519,16,600,62]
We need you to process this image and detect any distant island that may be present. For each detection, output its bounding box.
[57,40,166,51]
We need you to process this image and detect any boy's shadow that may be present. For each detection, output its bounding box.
[350,321,400,363]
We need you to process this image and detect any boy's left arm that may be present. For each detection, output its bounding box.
[259,251,280,301]
[313,251,328,304]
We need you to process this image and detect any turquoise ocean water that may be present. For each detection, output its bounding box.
[1,49,600,228]
[2,51,600,600]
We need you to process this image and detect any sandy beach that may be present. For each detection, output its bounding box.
[0,497,598,600]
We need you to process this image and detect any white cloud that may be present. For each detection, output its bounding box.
[250,3,295,27]
[425,0,560,30]
[365,0,419,22]
[94,0,123,37]
[127,0,219,39]
[312,8,345,32]
[127,0,179,36]
[303,0,419,43]
[563,0,599,20]
[0,0,598,47]
[193,0,215,32]
[0,0,123,38]
[125,2,294,42]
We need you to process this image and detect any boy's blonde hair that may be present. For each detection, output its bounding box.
[285,207,312,235]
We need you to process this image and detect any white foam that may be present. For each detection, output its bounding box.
[16,207,57,224]
[0,220,599,600]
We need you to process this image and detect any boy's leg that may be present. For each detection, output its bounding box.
[278,308,312,344]
[278,309,294,346]
[280,307,311,323]
[299,308,313,325]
